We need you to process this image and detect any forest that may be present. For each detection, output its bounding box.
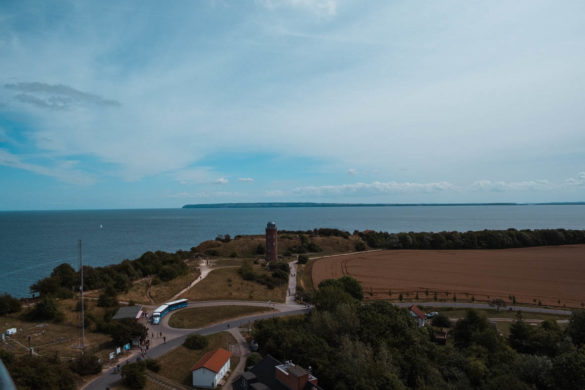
[253,276,585,389]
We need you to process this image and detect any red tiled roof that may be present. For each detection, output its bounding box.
[191,348,232,373]
[409,305,426,320]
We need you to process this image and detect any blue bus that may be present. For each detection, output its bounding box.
[152,298,188,324]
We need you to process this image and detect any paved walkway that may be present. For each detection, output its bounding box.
[222,328,250,390]
[286,260,297,304]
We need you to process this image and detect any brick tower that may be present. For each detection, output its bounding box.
[265,222,278,262]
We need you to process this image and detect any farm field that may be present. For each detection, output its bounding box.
[312,245,585,308]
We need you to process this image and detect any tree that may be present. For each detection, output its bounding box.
[121,361,146,389]
[70,354,102,375]
[6,355,76,390]
[297,254,309,264]
[355,241,366,251]
[256,244,265,255]
[25,296,63,322]
[109,318,147,345]
[98,285,118,307]
[184,334,208,350]
[50,263,77,290]
[0,293,21,315]
[552,348,585,389]
[338,276,364,301]
[431,314,451,328]
[246,352,263,368]
[567,310,585,347]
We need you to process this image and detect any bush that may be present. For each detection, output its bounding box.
[431,314,452,328]
[0,293,22,315]
[70,354,102,376]
[355,241,366,251]
[145,358,160,372]
[297,254,309,264]
[24,296,64,322]
[246,352,262,368]
[184,334,209,350]
[256,244,265,255]
[121,361,146,389]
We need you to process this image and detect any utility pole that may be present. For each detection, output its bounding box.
[79,240,85,353]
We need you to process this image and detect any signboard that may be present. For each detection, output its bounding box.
[109,352,115,360]
[124,343,130,351]
[116,347,121,355]
[6,328,17,335]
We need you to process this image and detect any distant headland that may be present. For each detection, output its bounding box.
[182,202,585,208]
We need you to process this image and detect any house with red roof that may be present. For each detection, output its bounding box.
[409,305,427,327]
[192,348,232,388]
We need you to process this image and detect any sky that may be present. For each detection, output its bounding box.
[0,0,584,210]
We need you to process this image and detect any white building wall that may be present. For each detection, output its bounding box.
[193,368,217,388]
[192,360,230,389]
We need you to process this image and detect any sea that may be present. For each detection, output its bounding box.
[1,205,585,298]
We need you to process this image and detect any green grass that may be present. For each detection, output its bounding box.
[156,332,239,387]
[168,305,274,329]
[180,267,287,302]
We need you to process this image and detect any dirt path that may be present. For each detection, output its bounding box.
[169,260,213,301]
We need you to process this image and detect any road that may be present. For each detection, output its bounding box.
[395,301,572,316]
[83,258,307,390]
[82,261,572,390]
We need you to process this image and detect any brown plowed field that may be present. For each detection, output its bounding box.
[312,245,585,308]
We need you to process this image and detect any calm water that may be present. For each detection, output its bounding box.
[1,205,584,297]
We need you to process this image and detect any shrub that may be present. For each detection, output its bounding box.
[0,293,22,315]
[355,241,366,251]
[246,352,263,368]
[70,354,102,376]
[145,358,160,372]
[24,296,64,322]
[184,334,209,350]
[297,254,309,264]
[431,314,452,328]
[121,361,146,389]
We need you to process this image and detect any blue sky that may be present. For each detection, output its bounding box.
[1,0,584,210]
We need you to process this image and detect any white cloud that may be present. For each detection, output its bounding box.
[0,148,95,185]
[470,180,553,192]
[293,180,455,196]
[5,82,120,110]
[347,168,357,175]
[566,172,585,186]
[215,177,229,185]
[256,0,337,16]
[168,191,241,199]
[238,177,255,182]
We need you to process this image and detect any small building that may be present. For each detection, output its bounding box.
[233,355,323,390]
[409,305,427,327]
[112,305,143,321]
[192,348,232,389]
[265,222,278,262]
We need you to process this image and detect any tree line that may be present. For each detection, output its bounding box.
[29,249,190,298]
[253,276,585,389]
[358,228,585,250]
